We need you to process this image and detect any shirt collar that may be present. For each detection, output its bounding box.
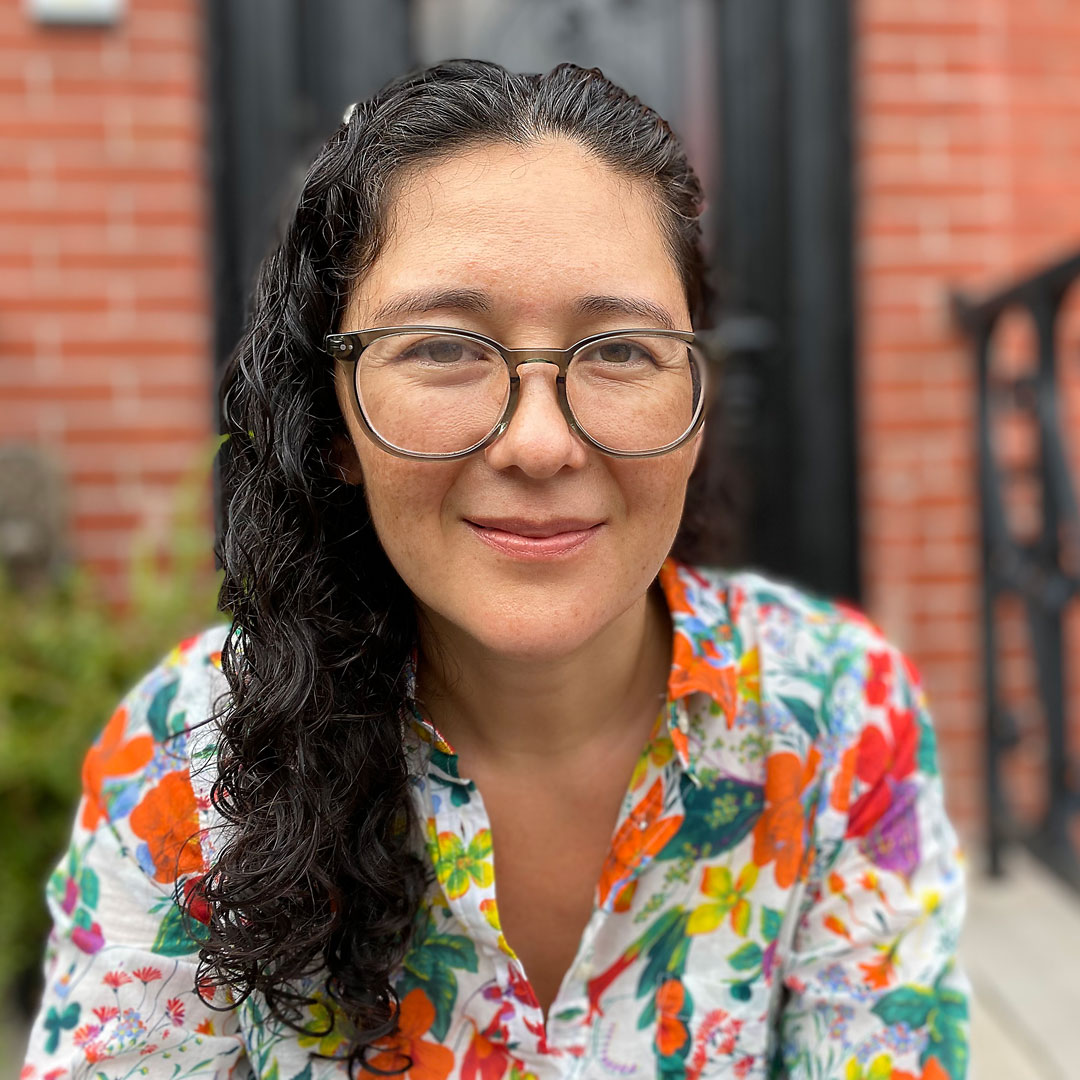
[406,558,738,787]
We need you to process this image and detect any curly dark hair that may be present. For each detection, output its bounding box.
[194,58,714,1075]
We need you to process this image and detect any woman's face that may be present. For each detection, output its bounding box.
[335,138,702,661]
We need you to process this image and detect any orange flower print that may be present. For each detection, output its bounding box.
[361,987,454,1080]
[80,705,154,830]
[858,946,898,990]
[129,770,203,884]
[752,748,821,888]
[892,1057,950,1080]
[658,559,695,615]
[831,744,858,813]
[668,631,738,722]
[824,915,853,942]
[655,978,690,1057]
[597,777,682,910]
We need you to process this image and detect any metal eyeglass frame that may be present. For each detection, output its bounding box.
[323,324,708,461]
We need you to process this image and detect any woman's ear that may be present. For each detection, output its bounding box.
[328,433,364,485]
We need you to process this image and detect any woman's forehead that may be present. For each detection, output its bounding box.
[352,138,686,328]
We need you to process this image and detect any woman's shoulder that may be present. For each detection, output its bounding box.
[665,559,899,659]
[664,560,931,754]
[79,624,232,874]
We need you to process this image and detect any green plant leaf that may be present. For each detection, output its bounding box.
[0,443,221,1004]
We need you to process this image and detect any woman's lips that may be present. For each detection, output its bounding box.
[464,519,603,559]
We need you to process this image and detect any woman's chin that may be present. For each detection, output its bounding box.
[417,589,624,666]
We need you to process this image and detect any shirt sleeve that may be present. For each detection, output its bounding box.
[20,642,250,1078]
[773,632,971,1080]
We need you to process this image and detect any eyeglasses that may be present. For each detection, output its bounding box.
[323,325,708,460]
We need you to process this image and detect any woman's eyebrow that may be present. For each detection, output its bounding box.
[369,287,492,325]
[367,288,678,330]
[572,294,678,330]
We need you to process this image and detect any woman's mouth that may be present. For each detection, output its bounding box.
[464,518,604,559]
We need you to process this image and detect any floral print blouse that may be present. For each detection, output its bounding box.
[21,560,969,1080]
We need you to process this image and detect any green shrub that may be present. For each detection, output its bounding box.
[0,460,222,1014]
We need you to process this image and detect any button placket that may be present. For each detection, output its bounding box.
[427,766,552,1053]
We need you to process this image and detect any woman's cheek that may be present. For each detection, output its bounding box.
[360,455,458,565]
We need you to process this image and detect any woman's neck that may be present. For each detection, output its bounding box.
[415,582,672,776]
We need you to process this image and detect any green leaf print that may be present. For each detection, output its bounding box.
[937,985,969,1019]
[871,985,935,1029]
[79,865,100,909]
[146,678,180,741]
[151,901,210,956]
[728,941,762,972]
[925,1016,969,1080]
[779,695,819,740]
[289,1065,313,1080]
[918,970,970,1080]
[761,905,783,942]
[450,782,473,806]
[399,930,478,1041]
[635,909,692,1026]
[917,708,939,777]
[43,1001,79,1053]
[658,774,763,862]
[553,1006,585,1022]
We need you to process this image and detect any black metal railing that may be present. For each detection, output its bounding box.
[953,251,1080,888]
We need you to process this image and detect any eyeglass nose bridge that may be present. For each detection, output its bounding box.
[503,347,573,376]
[493,348,580,444]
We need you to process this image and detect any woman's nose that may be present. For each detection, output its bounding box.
[483,362,589,477]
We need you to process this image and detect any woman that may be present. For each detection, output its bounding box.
[23,60,968,1079]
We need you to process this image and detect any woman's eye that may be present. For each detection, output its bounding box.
[599,343,631,363]
[594,342,652,365]
[419,339,467,363]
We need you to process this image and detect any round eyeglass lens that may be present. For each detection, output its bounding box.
[355,332,510,455]
[566,335,704,453]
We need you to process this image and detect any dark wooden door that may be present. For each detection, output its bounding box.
[204,0,857,601]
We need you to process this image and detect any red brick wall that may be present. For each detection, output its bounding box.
[0,0,213,600]
[857,0,1080,838]
[4,0,1078,842]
